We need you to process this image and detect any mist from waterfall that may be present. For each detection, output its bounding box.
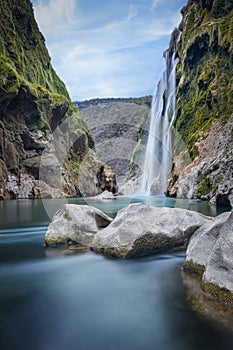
[141,50,178,195]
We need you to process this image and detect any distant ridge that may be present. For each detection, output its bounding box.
[76,96,152,109]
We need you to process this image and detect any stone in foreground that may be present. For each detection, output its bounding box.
[92,203,212,258]
[203,211,233,303]
[45,204,112,246]
[184,210,233,304]
[184,211,231,274]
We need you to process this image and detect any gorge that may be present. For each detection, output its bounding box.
[0,0,233,349]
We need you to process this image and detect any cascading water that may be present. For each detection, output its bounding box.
[141,49,178,195]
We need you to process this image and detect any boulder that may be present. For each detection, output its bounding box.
[45,204,112,246]
[184,211,231,274]
[184,210,233,304]
[92,203,212,258]
[92,190,116,200]
[202,211,233,302]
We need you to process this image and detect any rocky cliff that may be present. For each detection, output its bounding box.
[0,0,117,199]
[166,0,233,208]
[77,97,151,192]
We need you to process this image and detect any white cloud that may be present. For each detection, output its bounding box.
[150,0,160,12]
[126,4,138,21]
[34,0,78,38]
[55,39,165,100]
[33,0,184,100]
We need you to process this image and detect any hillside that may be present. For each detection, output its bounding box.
[165,0,233,207]
[77,97,152,191]
[0,0,117,198]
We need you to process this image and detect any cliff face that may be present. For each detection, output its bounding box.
[166,0,233,207]
[0,0,117,199]
[77,97,151,192]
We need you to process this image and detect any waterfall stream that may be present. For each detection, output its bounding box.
[141,50,178,195]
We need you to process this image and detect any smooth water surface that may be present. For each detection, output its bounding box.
[0,197,232,350]
[0,195,218,230]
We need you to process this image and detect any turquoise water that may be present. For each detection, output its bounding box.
[0,195,218,230]
[0,197,232,350]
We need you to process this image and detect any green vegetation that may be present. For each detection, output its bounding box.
[0,0,97,199]
[203,282,233,304]
[0,0,91,141]
[0,0,68,97]
[50,93,69,109]
[196,176,213,198]
[183,260,205,277]
[37,116,49,131]
[0,55,20,94]
[173,0,233,160]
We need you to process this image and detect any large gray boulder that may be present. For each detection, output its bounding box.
[184,211,231,274]
[184,210,233,304]
[92,203,212,258]
[45,204,112,246]
[202,211,233,301]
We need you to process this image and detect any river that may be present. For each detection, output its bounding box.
[0,196,232,350]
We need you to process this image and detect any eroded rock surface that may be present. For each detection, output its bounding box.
[184,210,233,304]
[92,203,212,258]
[184,211,231,273]
[45,204,112,246]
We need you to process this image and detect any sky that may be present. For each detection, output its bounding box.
[31,0,187,101]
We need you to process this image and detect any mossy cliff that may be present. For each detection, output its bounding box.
[0,0,116,198]
[166,0,233,207]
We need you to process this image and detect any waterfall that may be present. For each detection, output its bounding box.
[141,49,178,195]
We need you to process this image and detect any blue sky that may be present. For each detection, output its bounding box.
[32,0,186,101]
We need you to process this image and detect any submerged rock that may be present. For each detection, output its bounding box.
[45,204,112,246]
[184,210,233,304]
[182,271,233,331]
[92,203,212,258]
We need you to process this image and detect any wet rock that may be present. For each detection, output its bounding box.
[92,203,212,258]
[45,204,112,246]
[182,271,233,331]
